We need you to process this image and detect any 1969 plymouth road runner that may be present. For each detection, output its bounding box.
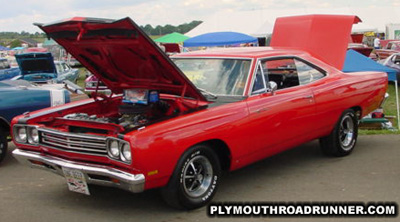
[12,15,388,209]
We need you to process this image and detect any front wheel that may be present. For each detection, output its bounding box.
[161,145,221,210]
[320,109,358,157]
[0,128,8,163]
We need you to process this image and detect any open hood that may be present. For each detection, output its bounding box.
[15,53,56,75]
[270,14,361,70]
[36,17,206,101]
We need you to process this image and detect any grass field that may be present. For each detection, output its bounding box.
[359,82,399,134]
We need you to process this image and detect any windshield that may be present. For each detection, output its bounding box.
[173,58,251,96]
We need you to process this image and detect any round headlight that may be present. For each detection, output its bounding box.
[109,140,120,157]
[120,143,131,162]
[17,127,27,142]
[27,128,39,144]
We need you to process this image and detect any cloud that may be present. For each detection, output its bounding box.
[0,0,388,32]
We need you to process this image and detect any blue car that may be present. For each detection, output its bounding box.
[13,52,79,83]
[0,58,20,81]
[0,80,70,163]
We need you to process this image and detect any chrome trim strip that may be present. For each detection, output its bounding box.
[12,149,145,193]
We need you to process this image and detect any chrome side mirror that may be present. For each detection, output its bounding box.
[268,81,278,94]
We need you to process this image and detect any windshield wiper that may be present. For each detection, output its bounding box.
[198,88,218,99]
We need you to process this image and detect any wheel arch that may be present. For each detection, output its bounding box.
[195,139,232,172]
[349,106,362,120]
[0,117,10,135]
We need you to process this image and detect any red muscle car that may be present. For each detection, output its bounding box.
[375,40,400,60]
[11,15,387,209]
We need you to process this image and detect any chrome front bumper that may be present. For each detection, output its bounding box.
[12,149,145,193]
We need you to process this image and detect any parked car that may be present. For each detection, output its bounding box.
[375,40,400,60]
[348,43,373,57]
[379,52,400,82]
[12,16,387,209]
[13,52,79,83]
[64,55,81,67]
[0,80,70,163]
[84,74,110,93]
[0,58,20,81]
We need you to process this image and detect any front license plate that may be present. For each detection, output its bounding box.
[62,167,90,195]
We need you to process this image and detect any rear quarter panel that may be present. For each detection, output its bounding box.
[312,70,387,136]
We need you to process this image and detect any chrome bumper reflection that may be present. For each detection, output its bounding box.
[12,149,145,193]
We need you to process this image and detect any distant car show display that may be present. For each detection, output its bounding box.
[0,58,20,81]
[13,52,79,83]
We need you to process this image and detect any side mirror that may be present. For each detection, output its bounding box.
[268,81,278,93]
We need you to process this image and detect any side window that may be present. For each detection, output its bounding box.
[393,55,400,64]
[294,59,326,85]
[252,63,267,94]
[264,58,299,89]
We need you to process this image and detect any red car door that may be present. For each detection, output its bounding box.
[244,58,317,160]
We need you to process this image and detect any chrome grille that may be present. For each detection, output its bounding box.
[39,128,107,156]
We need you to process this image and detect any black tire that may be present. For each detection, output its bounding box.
[0,128,8,163]
[161,145,221,210]
[320,109,358,157]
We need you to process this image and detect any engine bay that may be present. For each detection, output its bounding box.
[55,89,206,134]
[63,102,168,132]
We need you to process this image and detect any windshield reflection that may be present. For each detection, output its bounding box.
[173,58,251,96]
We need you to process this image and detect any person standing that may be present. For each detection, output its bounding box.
[374,34,381,49]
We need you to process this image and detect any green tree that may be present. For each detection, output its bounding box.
[153,25,163,35]
[163,24,175,34]
[9,39,22,48]
[141,24,154,35]
[137,20,203,36]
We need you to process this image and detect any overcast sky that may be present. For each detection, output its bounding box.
[0,0,398,33]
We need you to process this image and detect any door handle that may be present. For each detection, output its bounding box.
[253,107,269,114]
[303,95,313,99]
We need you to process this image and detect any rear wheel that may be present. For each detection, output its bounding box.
[320,109,358,157]
[0,128,8,163]
[161,145,221,210]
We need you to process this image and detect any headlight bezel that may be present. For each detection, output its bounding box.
[27,126,39,144]
[120,143,131,162]
[13,124,39,145]
[108,140,120,158]
[106,138,131,164]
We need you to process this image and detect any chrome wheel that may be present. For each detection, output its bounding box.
[182,155,213,198]
[320,109,358,157]
[339,115,355,149]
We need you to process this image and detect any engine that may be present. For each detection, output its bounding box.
[63,112,148,129]
[63,89,171,131]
